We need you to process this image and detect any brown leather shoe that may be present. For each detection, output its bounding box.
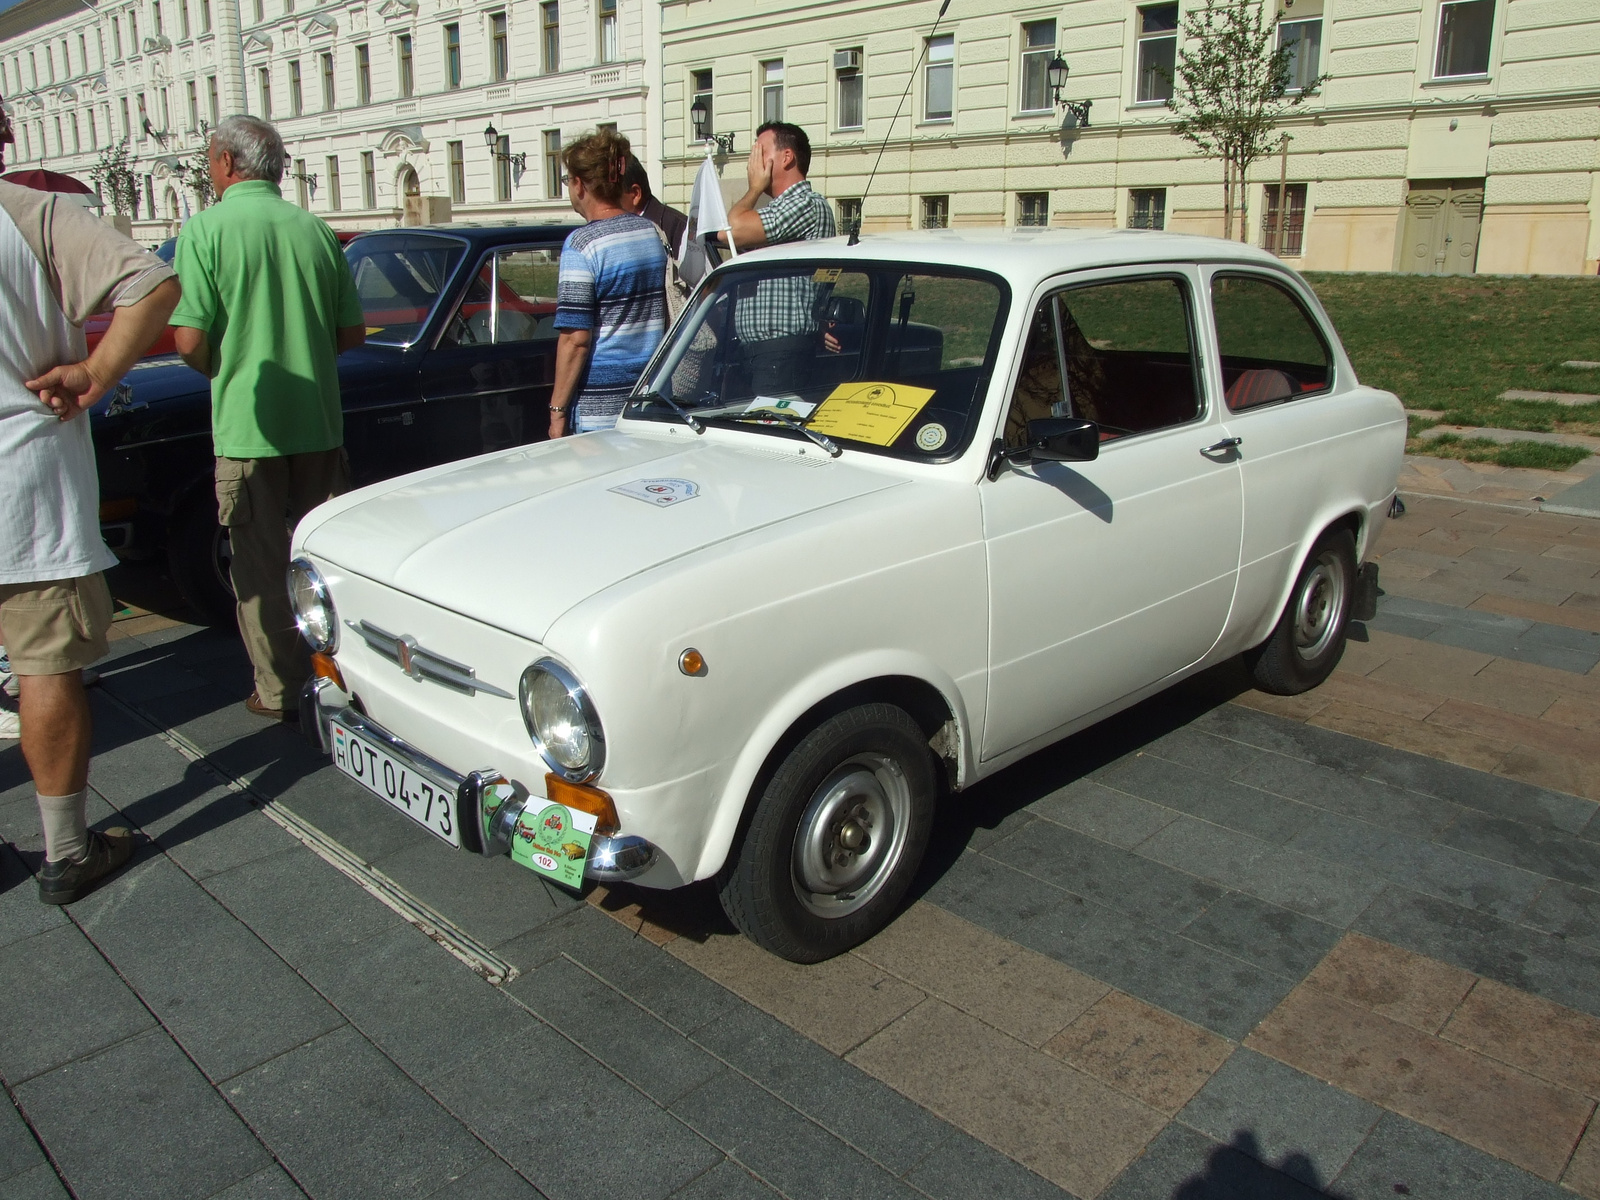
[245,691,297,722]
[38,827,136,905]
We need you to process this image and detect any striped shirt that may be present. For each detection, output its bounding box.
[554,213,668,428]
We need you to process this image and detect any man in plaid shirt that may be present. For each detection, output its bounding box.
[720,122,837,392]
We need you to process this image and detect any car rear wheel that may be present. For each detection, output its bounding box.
[1245,527,1356,695]
[717,703,936,963]
[168,495,237,628]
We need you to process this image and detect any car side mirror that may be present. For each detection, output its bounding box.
[1026,418,1099,463]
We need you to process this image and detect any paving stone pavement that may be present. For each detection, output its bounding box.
[2,501,1599,1199]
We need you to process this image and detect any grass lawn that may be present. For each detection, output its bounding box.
[1303,273,1600,435]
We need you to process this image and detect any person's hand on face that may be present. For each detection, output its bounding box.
[746,138,774,196]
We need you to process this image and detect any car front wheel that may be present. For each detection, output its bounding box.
[718,703,937,963]
[168,495,237,627]
[1246,527,1356,695]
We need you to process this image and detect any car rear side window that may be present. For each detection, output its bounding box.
[439,247,560,347]
[346,234,467,345]
[1210,273,1333,412]
[1008,276,1200,444]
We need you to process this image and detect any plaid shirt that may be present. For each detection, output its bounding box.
[735,180,837,343]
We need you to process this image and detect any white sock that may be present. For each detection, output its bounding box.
[37,790,89,863]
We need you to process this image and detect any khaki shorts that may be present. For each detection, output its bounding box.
[0,574,113,675]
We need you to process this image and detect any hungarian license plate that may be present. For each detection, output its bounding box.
[330,719,460,847]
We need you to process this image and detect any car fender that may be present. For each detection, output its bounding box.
[690,648,978,882]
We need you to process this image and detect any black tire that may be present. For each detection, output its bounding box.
[167,494,238,628]
[718,703,937,963]
[1245,527,1357,696]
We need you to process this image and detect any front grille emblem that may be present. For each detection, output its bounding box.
[345,620,515,699]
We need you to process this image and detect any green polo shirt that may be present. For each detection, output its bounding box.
[170,179,362,458]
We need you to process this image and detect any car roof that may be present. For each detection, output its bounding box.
[737,228,1295,287]
[346,222,581,247]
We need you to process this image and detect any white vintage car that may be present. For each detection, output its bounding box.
[288,229,1404,962]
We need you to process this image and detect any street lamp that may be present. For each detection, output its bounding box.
[688,97,735,155]
[1047,53,1092,128]
[482,124,527,173]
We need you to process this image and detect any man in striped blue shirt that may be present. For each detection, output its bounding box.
[549,130,668,436]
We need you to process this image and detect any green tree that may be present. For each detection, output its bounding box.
[184,130,213,209]
[1169,0,1325,241]
[90,139,140,217]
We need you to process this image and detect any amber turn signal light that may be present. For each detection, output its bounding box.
[311,652,345,691]
[544,774,620,836]
[678,648,707,676]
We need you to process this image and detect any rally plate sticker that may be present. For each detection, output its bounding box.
[510,802,597,890]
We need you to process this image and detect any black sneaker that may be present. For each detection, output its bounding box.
[37,828,135,905]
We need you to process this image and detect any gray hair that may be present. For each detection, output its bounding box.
[210,115,285,182]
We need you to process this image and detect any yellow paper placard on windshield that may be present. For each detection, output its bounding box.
[807,381,937,447]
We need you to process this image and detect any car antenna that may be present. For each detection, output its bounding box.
[849,0,952,247]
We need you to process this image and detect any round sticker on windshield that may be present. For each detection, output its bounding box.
[915,423,948,452]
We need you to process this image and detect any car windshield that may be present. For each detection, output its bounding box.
[344,233,467,345]
[629,261,1009,460]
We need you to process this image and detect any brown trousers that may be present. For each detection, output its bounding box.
[216,449,349,710]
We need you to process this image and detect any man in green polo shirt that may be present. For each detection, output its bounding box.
[170,114,364,721]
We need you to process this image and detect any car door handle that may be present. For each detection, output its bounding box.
[1202,436,1242,454]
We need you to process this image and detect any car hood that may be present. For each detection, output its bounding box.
[300,428,909,641]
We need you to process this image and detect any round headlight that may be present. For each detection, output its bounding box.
[519,659,605,781]
[287,558,338,653]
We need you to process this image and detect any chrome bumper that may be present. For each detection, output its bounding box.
[299,678,657,882]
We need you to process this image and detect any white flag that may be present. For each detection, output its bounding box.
[679,147,732,288]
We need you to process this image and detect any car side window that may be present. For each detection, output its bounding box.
[1210,274,1333,412]
[1003,300,1068,448]
[1054,276,1199,440]
[439,248,560,347]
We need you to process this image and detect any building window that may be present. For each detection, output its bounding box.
[1279,18,1321,92]
[1020,20,1054,112]
[256,66,271,117]
[598,0,617,63]
[490,12,509,80]
[493,134,512,201]
[760,59,784,124]
[448,139,465,202]
[69,112,79,152]
[361,150,376,207]
[320,51,335,109]
[356,44,370,103]
[143,174,154,218]
[541,2,559,73]
[78,32,88,72]
[112,17,122,59]
[293,157,309,207]
[690,68,713,137]
[177,0,188,40]
[120,96,130,138]
[159,86,171,133]
[284,0,293,14]
[207,75,218,123]
[543,128,562,197]
[289,59,303,115]
[1262,182,1307,256]
[921,195,949,229]
[151,2,163,38]
[252,0,261,21]
[444,23,461,88]
[200,0,210,34]
[925,34,953,120]
[186,79,198,129]
[1136,4,1178,103]
[1435,0,1493,78]
[836,197,861,231]
[397,34,414,96]
[1018,192,1048,227]
[326,155,341,210]
[87,108,97,148]
[836,49,863,129]
[128,12,138,51]
[1129,187,1166,229]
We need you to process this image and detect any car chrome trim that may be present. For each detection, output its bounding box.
[585,835,656,882]
[346,619,515,699]
[518,658,606,783]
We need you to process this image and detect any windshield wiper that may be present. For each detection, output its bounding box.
[714,410,842,458]
[634,391,704,433]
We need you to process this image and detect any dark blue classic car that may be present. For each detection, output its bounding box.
[93,221,578,622]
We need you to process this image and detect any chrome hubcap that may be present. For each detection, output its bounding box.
[1293,551,1346,661]
[792,753,910,918]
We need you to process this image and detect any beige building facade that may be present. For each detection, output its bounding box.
[659,0,1600,275]
[0,0,661,239]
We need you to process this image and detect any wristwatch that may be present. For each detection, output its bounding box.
[549,404,570,415]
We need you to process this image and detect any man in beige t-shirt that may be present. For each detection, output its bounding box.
[0,143,180,904]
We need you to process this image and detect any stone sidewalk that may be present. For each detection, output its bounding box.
[3,485,1600,1200]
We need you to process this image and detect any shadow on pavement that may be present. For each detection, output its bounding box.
[1171,1131,1351,1199]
